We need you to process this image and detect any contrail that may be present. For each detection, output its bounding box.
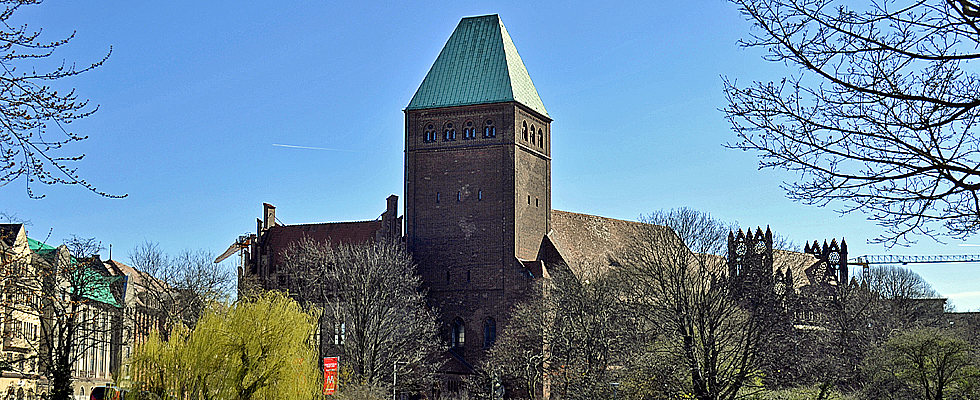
[272,143,359,152]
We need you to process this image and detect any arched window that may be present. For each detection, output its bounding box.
[464,120,476,139]
[444,122,456,141]
[484,119,496,138]
[424,124,436,143]
[483,318,496,348]
[538,129,544,147]
[530,125,536,145]
[522,121,528,141]
[452,318,465,348]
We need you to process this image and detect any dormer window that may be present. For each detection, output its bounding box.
[484,119,496,138]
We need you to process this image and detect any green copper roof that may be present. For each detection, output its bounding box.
[406,14,549,118]
[28,237,121,307]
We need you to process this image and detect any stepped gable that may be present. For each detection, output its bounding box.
[406,14,549,119]
[547,210,673,277]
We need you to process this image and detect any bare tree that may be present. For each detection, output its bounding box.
[484,264,634,400]
[618,208,763,400]
[0,0,122,199]
[63,234,104,258]
[724,0,980,245]
[866,265,946,328]
[278,238,441,395]
[6,240,122,400]
[125,241,233,338]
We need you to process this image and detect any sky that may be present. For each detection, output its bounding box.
[3,0,980,310]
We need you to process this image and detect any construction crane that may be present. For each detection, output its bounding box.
[849,254,980,281]
[215,234,254,274]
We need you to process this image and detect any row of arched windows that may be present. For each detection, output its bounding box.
[423,120,496,143]
[521,121,545,149]
[451,317,497,349]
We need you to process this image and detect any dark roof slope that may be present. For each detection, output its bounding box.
[265,220,383,260]
[0,223,23,247]
[548,210,673,277]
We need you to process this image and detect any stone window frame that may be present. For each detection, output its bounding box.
[484,119,496,138]
[443,122,457,141]
[483,317,497,349]
[463,120,476,139]
[452,317,465,348]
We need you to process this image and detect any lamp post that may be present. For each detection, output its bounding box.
[393,361,408,400]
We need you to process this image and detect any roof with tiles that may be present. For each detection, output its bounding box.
[548,210,674,277]
[265,220,384,258]
[548,210,821,288]
[406,14,549,119]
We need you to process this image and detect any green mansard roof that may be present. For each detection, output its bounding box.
[406,14,549,119]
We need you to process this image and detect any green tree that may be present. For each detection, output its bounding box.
[870,327,979,400]
[131,291,322,400]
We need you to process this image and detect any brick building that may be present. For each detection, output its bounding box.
[234,14,974,399]
[234,14,677,393]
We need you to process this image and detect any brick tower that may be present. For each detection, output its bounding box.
[404,14,551,369]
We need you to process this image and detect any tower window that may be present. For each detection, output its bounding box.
[424,124,436,143]
[478,190,482,201]
[464,120,476,139]
[536,198,539,207]
[446,270,450,282]
[483,318,496,349]
[484,119,496,138]
[437,192,440,203]
[538,129,544,147]
[522,121,528,141]
[467,270,471,283]
[452,318,465,348]
[530,125,536,144]
[527,195,531,204]
[444,122,456,141]
[457,191,461,202]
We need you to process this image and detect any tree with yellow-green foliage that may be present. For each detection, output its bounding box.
[130,291,322,400]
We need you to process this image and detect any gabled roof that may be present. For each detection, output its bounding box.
[265,220,384,266]
[0,224,22,247]
[406,14,549,119]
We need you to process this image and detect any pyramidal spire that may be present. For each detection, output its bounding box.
[406,14,549,118]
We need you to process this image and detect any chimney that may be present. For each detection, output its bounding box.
[382,195,399,240]
[263,203,276,230]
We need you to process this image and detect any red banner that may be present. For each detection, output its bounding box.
[323,357,339,395]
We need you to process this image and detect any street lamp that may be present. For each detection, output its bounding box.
[393,361,408,400]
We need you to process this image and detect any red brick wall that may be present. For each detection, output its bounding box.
[405,102,551,363]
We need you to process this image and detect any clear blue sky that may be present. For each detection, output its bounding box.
[4,0,979,310]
